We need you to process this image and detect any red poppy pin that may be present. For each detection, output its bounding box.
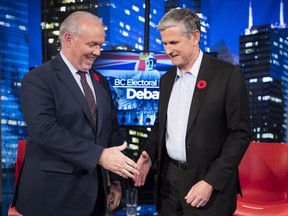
[196,80,207,90]
[93,73,100,82]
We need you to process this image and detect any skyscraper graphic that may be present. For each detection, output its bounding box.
[98,0,164,51]
[148,1,165,51]
[240,0,288,142]
[42,0,165,58]
[0,1,29,168]
[42,0,211,60]
[211,40,239,65]
[97,0,145,50]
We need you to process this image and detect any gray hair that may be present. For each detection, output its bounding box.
[58,11,103,44]
[157,8,200,37]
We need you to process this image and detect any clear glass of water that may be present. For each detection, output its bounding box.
[126,188,138,216]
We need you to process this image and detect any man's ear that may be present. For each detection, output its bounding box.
[192,30,200,45]
[63,32,73,47]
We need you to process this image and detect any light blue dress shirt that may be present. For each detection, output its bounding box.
[166,50,203,162]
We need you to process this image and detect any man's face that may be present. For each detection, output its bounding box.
[65,19,105,71]
[160,26,200,72]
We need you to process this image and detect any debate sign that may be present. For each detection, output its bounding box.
[93,51,173,126]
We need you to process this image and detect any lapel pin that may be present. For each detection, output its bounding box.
[196,80,207,90]
[93,73,100,82]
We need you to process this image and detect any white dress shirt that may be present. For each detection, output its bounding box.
[166,50,203,161]
[60,51,97,102]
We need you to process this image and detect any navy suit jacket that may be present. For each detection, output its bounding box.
[14,54,122,216]
[144,53,251,215]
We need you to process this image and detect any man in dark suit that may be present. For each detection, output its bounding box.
[134,8,251,216]
[13,11,139,216]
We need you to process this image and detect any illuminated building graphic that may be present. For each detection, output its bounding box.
[148,1,165,51]
[211,40,239,65]
[97,0,146,51]
[42,0,164,59]
[92,0,164,51]
[240,1,288,142]
[0,1,28,168]
[42,0,210,60]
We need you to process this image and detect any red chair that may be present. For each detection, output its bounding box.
[234,142,288,216]
[7,140,26,216]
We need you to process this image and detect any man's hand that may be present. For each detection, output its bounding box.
[184,180,213,208]
[99,142,139,178]
[107,181,122,212]
[134,151,152,187]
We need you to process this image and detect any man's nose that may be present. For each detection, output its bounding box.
[92,46,101,56]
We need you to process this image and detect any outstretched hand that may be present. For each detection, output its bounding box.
[99,142,139,178]
[134,151,152,187]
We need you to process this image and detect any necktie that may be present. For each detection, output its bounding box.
[77,71,97,124]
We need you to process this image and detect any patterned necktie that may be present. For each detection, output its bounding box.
[77,71,97,124]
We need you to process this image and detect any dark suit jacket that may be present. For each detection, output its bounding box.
[144,53,251,215]
[14,54,122,216]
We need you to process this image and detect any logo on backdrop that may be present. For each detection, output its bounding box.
[93,52,173,126]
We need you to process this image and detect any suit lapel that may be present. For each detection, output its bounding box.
[52,54,97,130]
[187,54,214,130]
[160,67,177,122]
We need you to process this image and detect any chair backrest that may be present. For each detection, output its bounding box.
[239,142,288,203]
[15,140,26,185]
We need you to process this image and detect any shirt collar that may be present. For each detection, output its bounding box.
[60,51,79,74]
[175,50,203,82]
[176,49,203,78]
[60,51,90,77]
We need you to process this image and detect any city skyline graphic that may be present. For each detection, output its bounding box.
[1,1,288,215]
[1,0,288,170]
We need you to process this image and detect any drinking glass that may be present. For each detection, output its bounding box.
[126,188,138,216]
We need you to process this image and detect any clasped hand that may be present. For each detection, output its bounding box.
[133,151,152,187]
[99,142,139,178]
